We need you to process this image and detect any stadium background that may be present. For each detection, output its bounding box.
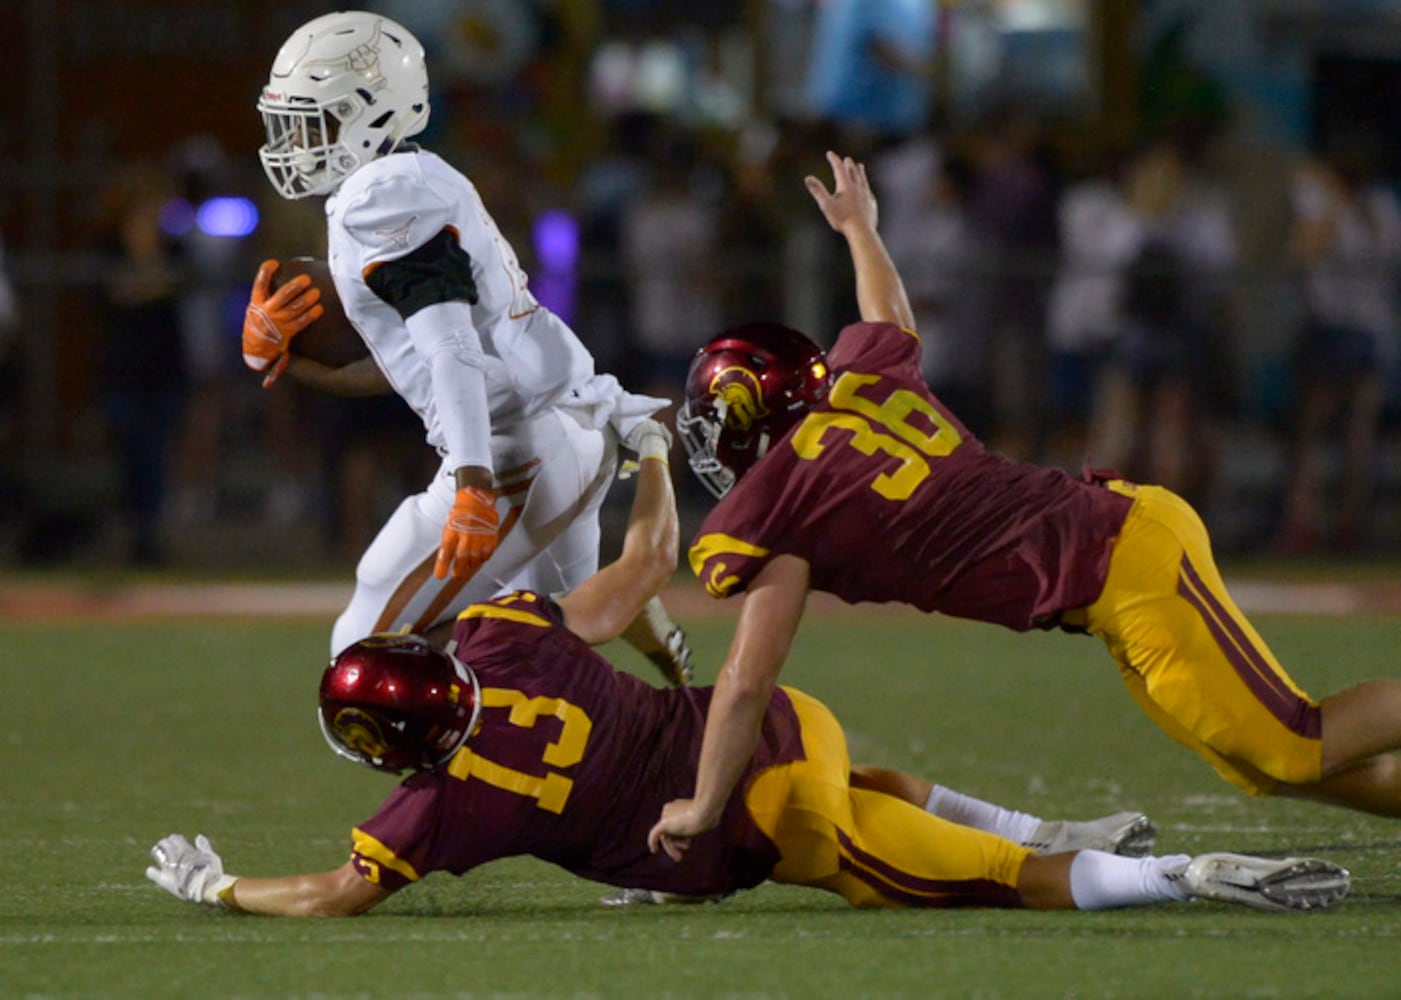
[4,1,1401,573]
[4,5,1401,997]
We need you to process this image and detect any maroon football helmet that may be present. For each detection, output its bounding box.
[678,322,831,497]
[318,633,481,774]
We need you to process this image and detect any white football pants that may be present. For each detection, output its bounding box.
[330,405,616,655]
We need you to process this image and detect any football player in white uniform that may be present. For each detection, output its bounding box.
[242,10,690,681]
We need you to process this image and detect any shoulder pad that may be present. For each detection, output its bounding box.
[341,168,453,262]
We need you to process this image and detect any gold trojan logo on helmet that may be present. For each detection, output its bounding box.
[710,366,770,432]
[333,707,393,760]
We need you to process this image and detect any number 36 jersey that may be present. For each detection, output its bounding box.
[349,592,803,895]
[688,322,1133,631]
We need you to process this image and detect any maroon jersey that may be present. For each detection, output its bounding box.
[350,591,805,895]
[689,322,1133,630]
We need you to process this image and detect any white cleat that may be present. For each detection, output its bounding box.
[1177,853,1350,912]
[600,888,673,906]
[645,626,694,687]
[600,888,732,907]
[1023,812,1157,857]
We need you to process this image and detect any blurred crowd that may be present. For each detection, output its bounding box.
[0,135,436,570]
[567,109,1401,562]
[3,1,1401,571]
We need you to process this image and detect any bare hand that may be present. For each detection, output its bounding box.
[647,798,715,861]
[803,151,879,238]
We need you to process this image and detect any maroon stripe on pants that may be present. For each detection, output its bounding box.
[835,830,1021,908]
[1177,556,1322,739]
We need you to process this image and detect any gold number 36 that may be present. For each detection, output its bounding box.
[789,372,963,500]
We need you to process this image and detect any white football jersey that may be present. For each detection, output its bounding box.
[324,149,597,460]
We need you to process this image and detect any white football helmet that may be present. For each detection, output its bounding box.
[258,11,430,200]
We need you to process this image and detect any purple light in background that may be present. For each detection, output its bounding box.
[532,209,580,323]
[533,209,579,273]
[196,197,260,238]
[159,198,196,237]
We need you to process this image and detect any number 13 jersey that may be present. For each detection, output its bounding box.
[688,321,1133,631]
[349,592,803,896]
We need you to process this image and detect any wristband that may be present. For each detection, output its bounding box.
[634,431,671,465]
[204,874,240,908]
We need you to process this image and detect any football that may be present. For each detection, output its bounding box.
[270,257,368,367]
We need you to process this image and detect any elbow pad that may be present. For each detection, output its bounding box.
[365,228,479,321]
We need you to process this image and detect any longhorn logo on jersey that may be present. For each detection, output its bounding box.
[373,214,418,250]
[710,365,770,432]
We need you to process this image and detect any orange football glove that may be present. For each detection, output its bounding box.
[435,485,500,580]
[241,259,324,388]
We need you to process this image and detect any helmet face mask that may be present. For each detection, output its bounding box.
[676,399,738,499]
[679,323,831,499]
[319,633,481,775]
[258,95,357,200]
[258,12,430,200]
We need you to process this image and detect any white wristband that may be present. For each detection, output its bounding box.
[202,873,240,908]
[634,431,670,465]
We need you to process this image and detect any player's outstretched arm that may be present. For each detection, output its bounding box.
[146,834,392,917]
[804,150,916,331]
[218,863,390,917]
[649,553,809,859]
[560,421,678,646]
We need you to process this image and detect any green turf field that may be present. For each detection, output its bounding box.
[4,606,1401,998]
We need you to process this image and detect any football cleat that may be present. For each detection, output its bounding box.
[600,888,733,907]
[1022,812,1157,857]
[645,625,694,687]
[1175,853,1350,912]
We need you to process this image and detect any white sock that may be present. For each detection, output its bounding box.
[1068,851,1192,910]
[924,784,1041,844]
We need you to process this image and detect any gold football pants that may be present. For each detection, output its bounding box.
[746,687,1030,908]
[1069,483,1323,794]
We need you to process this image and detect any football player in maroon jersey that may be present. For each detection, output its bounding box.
[648,150,1401,863]
[148,416,1347,916]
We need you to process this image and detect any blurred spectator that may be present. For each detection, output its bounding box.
[1091,136,1239,508]
[758,117,854,344]
[1277,142,1401,553]
[966,110,1061,460]
[1043,145,1141,467]
[0,225,24,554]
[620,130,722,407]
[320,393,434,561]
[804,0,939,145]
[164,136,262,527]
[94,163,188,566]
[573,111,660,380]
[719,122,789,326]
[617,130,724,507]
[163,136,322,535]
[0,227,16,337]
[878,139,992,433]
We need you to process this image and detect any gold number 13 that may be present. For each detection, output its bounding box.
[446,688,593,814]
